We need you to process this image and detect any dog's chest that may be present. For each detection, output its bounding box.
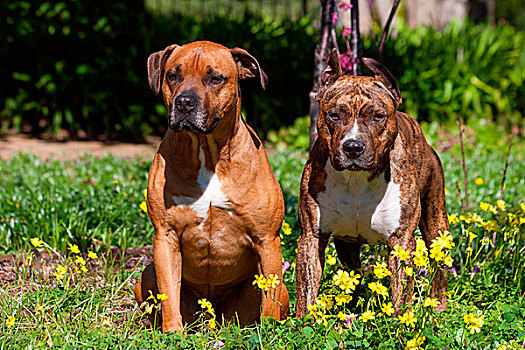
[316,163,401,244]
[171,149,232,223]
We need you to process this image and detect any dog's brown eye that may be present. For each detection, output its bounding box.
[209,76,225,85]
[373,114,386,123]
[329,113,341,121]
[166,73,178,82]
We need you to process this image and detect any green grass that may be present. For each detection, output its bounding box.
[1,120,524,348]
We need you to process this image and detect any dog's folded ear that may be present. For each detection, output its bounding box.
[316,48,342,100]
[230,48,268,90]
[362,57,402,106]
[147,44,179,95]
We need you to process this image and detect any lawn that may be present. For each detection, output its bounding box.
[0,119,524,349]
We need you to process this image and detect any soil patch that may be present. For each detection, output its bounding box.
[0,134,161,161]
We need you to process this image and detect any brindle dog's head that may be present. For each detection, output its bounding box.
[147,41,267,134]
[316,50,403,172]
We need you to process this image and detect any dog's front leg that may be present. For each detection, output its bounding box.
[255,236,286,320]
[296,195,329,318]
[386,221,418,313]
[153,227,183,332]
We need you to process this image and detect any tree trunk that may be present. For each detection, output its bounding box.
[309,0,336,150]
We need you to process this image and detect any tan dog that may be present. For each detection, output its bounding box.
[295,51,448,316]
[134,41,289,332]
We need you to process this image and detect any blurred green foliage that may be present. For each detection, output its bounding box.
[373,20,525,130]
[0,0,315,140]
[1,1,523,140]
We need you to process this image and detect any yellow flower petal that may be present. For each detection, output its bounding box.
[68,243,80,254]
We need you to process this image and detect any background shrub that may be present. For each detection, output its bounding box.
[1,1,523,141]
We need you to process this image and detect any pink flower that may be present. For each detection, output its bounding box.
[342,27,352,37]
[212,340,224,349]
[339,53,352,73]
[282,261,291,273]
[345,313,358,325]
[332,11,338,24]
[339,2,352,12]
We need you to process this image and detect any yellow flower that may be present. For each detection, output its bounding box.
[253,274,268,291]
[54,265,67,280]
[486,219,500,231]
[496,200,506,212]
[88,251,98,259]
[391,245,411,262]
[198,298,212,309]
[140,201,148,213]
[480,202,497,214]
[413,238,429,267]
[68,243,80,254]
[443,255,453,267]
[360,310,376,322]
[333,270,360,293]
[468,232,477,244]
[405,335,425,350]
[335,294,352,305]
[316,295,333,310]
[143,189,148,200]
[75,256,86,265]
[431,230,455,250]
[429,246,445,262]
[281,220,292,235]
[6,316,15,328]
[463,313,484,334]
[398,310,417,327]
[112,180,119,185]
[266,274,280,289]
[415,237,428,252]
[24,254,33,267]
[198,298,215,316]
[157,293,168,301]
[404,266,414,276]
[372,261,392,279]
[30,237,44,248]
[424,297,440,308]
[412,252,428,268]
[307,303,331,326]
[475,177,483,185]
[208,318,216,331]
[381,302,395,316]
[368,281,389,297]
[35,304,45,313]
[337,312,349,321]
[326,254,337,265]
[144,304,154,314]
[448,213,459,224]
[80,265,88,273]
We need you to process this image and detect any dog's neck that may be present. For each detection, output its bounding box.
[168,96,244,170]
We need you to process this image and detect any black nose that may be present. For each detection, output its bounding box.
[175,94,197,113]
[342,140,365,158]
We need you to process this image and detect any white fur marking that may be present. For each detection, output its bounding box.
[172,149,231,221]
[346,119,360,140]
[317,161,401,243]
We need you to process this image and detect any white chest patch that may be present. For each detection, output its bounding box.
[172,149,232,221]
[316,162,401,244]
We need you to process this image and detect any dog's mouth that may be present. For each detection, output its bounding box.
[168,113,221,134]
[330,155,375,172]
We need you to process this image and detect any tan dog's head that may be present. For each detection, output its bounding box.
[147,41,267,134]
[316,50,403,172]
